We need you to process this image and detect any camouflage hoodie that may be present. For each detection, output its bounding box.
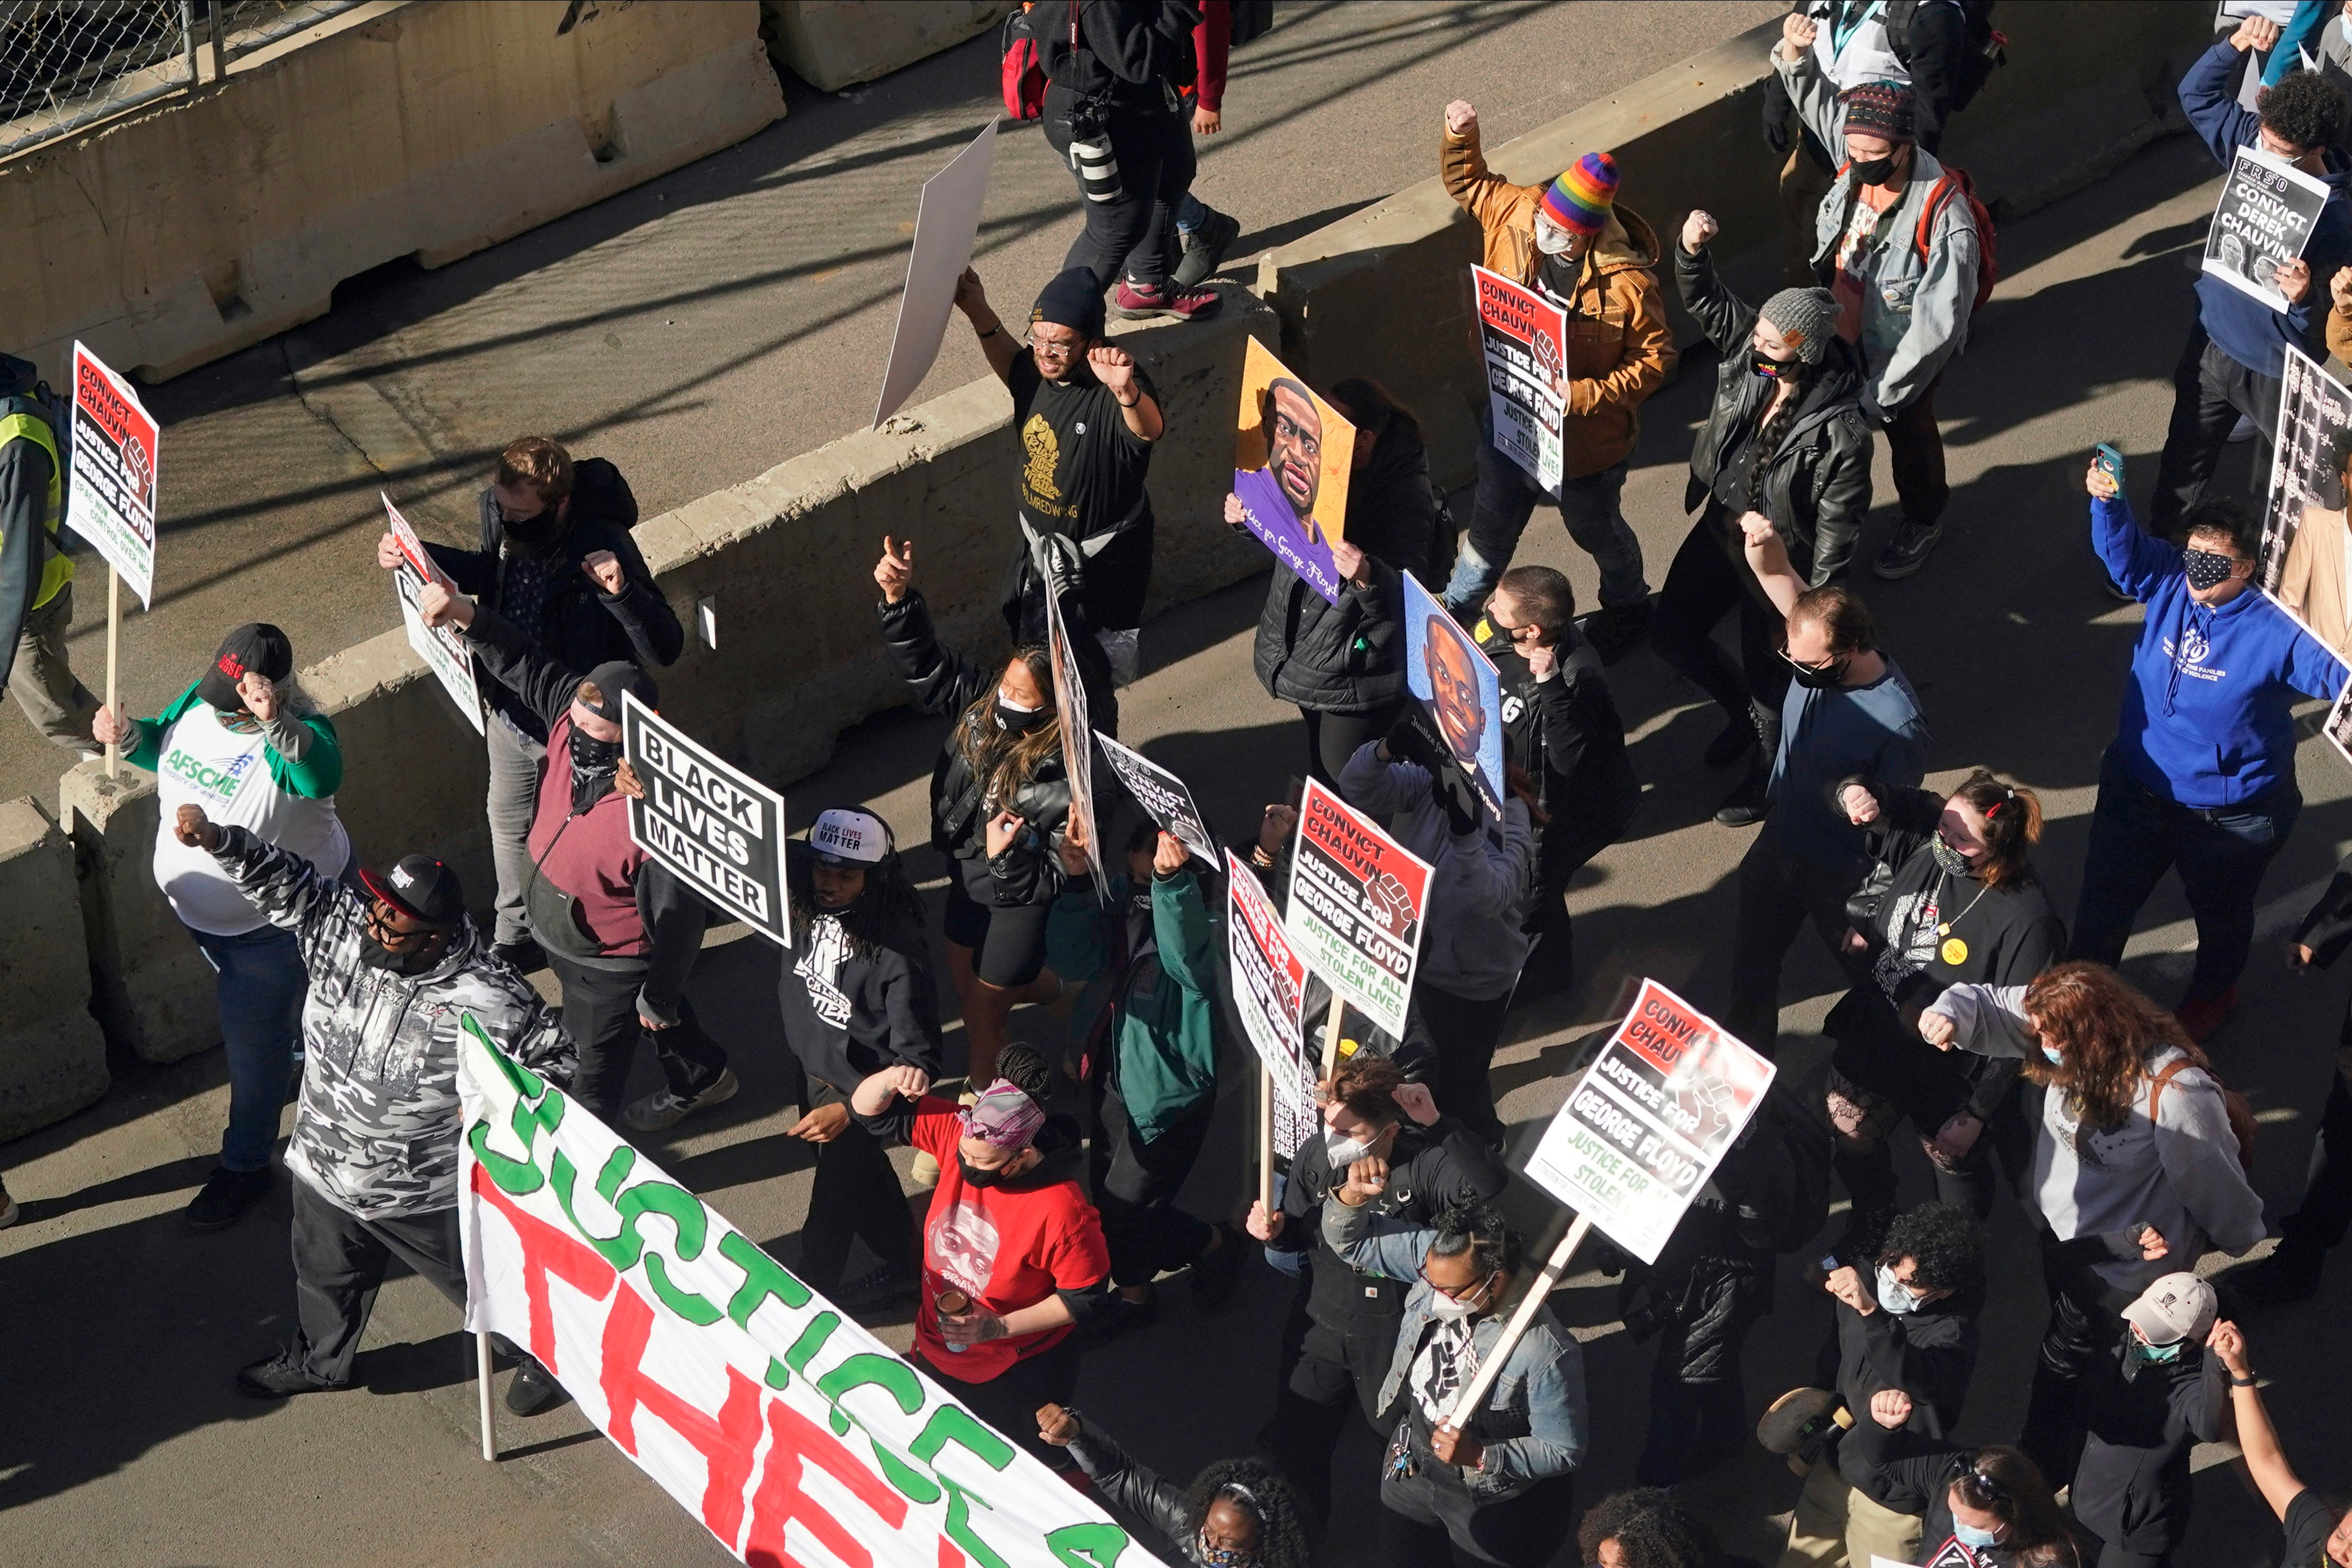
[204,825,574,1218]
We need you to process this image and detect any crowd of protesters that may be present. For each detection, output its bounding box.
[17,4,2352,1567]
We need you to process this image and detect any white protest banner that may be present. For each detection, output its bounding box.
[622,691,789,949]
[2259,344,2352,621]
[382,493,486,734]
[1226,849,1316,1167]
[1042,581,1106,899]
[1284,777,1431,1042]
[2203,144,2330,312]
[1095,731,1214,868]
[2324,673,2352,776]
[459,1019,1164,1568]
[1472,265,1567,494]
[1522,978,1776,1266]
[67,342,158,608]
[875,120,1000,427]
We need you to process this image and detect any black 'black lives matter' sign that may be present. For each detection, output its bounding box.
[622,693,790,949]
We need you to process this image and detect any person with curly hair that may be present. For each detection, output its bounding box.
[1577,1486,1744,1567]
[2154,12,2352,538]
[1920,962,2264,1482]
[1035,1405,1318,1568]
[1774,1202,1986,1567]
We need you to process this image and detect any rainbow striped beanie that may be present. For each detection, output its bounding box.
[1541,152,1619,238]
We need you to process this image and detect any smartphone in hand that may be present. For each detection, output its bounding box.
[2094,443,2125,489]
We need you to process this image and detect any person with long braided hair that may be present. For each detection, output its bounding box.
[1652,206,1876,827]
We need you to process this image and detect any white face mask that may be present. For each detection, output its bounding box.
[1533,220,1576,256]
[1877,1263,1924,1315]
[1427,1273,1495,1320]
[1325,1128,1378,1168]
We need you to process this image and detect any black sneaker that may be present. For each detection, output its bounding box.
[186,1166,273,1230]
[834,1260,921,1313]
[1579,601,1651,665]
[1173,208,1242,290]
[1078,1290,1157,1348]
[1190,1224,1248,1311]
[1872,520,1943,580]
[237,1344,347,1399]
[493,937,547,975]
[1702,715,1757,768]
[506,1354,569,1417]
[1712,774,1769,828]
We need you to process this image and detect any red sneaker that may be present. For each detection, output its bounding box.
[1113,278,1222,321]
[2174,985,2238,1045]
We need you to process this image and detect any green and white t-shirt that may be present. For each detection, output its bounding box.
[151,699,348,935]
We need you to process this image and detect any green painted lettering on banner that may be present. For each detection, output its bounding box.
[941,1476,1011,1568]
[785,1312,840,1374]
[816,1352,923,1436]
[549,1145,720,1321]
[1046,1521,1132,1568]
[913,1405,1016,1472]
[719,1231,811,1329]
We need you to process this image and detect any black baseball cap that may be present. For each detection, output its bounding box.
[578,660,657,722]
[197,623,294,712]
[359,854,466,930]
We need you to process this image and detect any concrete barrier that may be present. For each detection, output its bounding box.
[61,764,217,1066]
[761,1,1015,92]
[632,287,1279,785]
[3,0,786,384]
[0,796,108,1140]
[1259,1,2216,491]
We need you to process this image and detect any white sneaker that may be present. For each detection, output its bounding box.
[621,1066,739,1132]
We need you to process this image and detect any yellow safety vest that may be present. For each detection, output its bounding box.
[0,409,71,610]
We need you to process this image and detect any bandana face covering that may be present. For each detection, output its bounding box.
[2182,548,2240,592]
[569,729,622,812]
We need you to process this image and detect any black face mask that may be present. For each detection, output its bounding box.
[994,701,1050,734]
[359,932,441,975]
[1788,654,1850,691]
[1850,155,1896,187]
[1752,351,1794,379]
[2183,548,2241,592]
[569,729,622,812]
[958,1153,1021,1189]
[501,507,564,548]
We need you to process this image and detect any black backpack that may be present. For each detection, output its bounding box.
[1881,0,2006,114]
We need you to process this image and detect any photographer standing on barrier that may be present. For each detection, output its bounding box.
[1036,0,1222,322]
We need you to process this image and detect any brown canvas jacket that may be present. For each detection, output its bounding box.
[1441,123,1674,478]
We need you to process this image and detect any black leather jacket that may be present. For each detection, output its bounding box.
[1064,1414,1206,1565]
[879,590,1073,907]
[1675,240,1874,587]
[1252,421,1442,715]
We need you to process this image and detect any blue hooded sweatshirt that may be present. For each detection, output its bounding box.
[2096,494,2346,808]
[2181,38,2352,379]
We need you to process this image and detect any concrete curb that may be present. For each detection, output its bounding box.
[0,795,108,1140]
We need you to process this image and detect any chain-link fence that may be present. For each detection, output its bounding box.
[0,0,370,160]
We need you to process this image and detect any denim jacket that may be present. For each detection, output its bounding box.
[1323,1198,1588,1495]
[1774,42,1979,418]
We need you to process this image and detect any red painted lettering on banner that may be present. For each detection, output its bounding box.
[471,1162,617,1375]
[602,1286,767,1545]
[742,1398,912,1568]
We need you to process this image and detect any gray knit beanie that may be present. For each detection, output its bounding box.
[1759,286,1840,365]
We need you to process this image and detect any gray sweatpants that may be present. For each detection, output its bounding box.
[485,715,546,949]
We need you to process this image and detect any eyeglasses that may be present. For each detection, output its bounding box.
[1417,1263,1498,1304]
[365,900,431,948]
[1780,648,1841,675]
[1271,411,1321,460]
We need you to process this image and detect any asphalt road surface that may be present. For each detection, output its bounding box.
[9,22,2352,1568]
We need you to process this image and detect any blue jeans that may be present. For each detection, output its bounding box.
[191,922,309,1172]
[1176,192,1206,234]
[2070,745,2301,1001]
[1443,410,1647,613]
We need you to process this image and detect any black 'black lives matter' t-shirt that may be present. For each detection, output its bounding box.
[1008,352,1157,631]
